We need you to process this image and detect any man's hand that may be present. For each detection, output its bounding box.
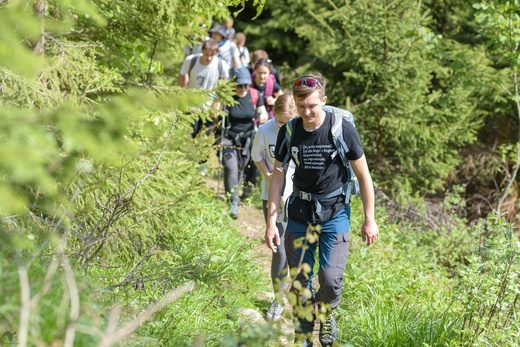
[361,219,379,246]
[266,96,275,106]
[265,225,280,253]
[258,112,268,124]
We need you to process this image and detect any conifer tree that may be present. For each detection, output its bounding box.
[245,0,482,194]
[474,0,520,214]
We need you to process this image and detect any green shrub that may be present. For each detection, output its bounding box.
[453,213,520,346]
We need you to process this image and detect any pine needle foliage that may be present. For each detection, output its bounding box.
[1,0,268,346]
[302,0,481,193]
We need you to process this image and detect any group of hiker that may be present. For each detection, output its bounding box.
[178,21,379,347]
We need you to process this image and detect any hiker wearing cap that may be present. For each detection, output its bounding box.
[251,94,298,323]
[178,39,229,137]
[209,24,241,73]
[217,67,268,219]
[265,73,379,346]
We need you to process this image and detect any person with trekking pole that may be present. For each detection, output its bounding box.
[265,73,379,346]
[216,109,226,198]
[216,67,268,218]
[251,93,298,322]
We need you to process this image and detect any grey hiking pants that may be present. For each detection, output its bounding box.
[285,212,351,333]
[221,137,250,203]
[262,200,288,295]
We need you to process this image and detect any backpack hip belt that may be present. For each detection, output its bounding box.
[290,183,350,220]
[226,128,255,155]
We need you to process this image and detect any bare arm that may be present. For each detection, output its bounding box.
[254,159,272,182]
[232,55,242,69]
[178,74,188,88]
[265,160,286,252]
[350,154,379,246]
[273,89,284,98]
[266,90,283,108]
[256,105,268,124]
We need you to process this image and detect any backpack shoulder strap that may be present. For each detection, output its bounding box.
[277,117,299,208]
[325,106,361,196]
[329,111,350,167]
[188,55,199,77]
[278,117,299,168]
[217,58,226,78]
[265,74,275,97]
[250,87,259,107]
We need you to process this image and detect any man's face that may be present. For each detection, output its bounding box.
[202,48,218,63]
[295,91,327,127]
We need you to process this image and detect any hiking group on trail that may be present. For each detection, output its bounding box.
[179,21,379,347]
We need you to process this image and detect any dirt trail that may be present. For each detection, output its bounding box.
[204,175,271,272]
[204,175,323,346]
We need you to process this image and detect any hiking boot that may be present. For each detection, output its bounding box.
[293,337,313,347]
[319,312,338,346]
[229,199,239,219]
[265,300,284,322]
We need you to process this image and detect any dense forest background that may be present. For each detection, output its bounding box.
[232,0,520,226]
[0,0,519,346]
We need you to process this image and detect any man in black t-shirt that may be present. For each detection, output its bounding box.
[265,73,379,347]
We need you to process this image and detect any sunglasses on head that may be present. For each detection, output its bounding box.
[254,58,272,69]
[293,77,323,89]
[255,58,272,65]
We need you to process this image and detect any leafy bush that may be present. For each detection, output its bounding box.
[453,213,520,346]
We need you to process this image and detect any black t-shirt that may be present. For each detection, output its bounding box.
[227,89,264,134]
[275,111,364,224]
[270,67,281,85]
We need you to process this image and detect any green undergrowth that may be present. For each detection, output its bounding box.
[0,119,272,346]
[1,123,519,346]
[335,196,519,347]
[77,153,273,345]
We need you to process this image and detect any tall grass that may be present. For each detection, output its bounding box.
[2,130,519,346]
[0,120,273,346]
[335,196,519,347]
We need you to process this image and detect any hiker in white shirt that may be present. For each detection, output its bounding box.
[178,39,229,137]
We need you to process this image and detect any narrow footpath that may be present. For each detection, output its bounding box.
[205,175,324,346]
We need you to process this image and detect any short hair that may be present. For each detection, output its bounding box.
[292,72,326,100]
[202,39,219,51]
[234,32,246,45]
[251,49,269,64]
[274,93,297,117]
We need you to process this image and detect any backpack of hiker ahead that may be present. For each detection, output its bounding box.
[279,105,360,201]
[322,105,360,197]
